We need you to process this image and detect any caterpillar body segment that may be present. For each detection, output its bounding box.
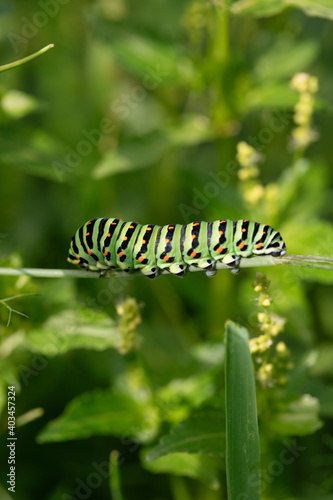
[68,218,287,279]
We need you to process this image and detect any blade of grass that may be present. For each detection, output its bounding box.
[225,320,260,500]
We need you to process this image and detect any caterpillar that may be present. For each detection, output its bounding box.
[68,218,286,279]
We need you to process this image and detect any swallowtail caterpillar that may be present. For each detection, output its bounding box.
[68,218,286,278]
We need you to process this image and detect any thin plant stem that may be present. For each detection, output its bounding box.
[0,255,332,279]
[0,293,40,326]
[210,0,231,126]
[0,44,54,73]
[109,450,125,500]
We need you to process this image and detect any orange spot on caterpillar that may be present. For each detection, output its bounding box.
[146,227,152,231]
[74,261,80,265]
[142,239,146,244]
[104,250,109,256]
[111,222,117,225]
[193,222,200,226]
[123,236,128,241]
[217,246,223,254]
[256,243,263,249]
[107,233,111,237]
[165,238,170,243]
[88,249,93,255]
[192,234,196,239]
[129,225,134,229]
[242,228,246,232]
[86,232,90,236]
[219,230,224,235]
[190,251,197,258]
[238,242,245,249]
[168,226,174,230]
[220,220,226,223]
[163,255,170,262]
[138,256,144,262]
[118,251,124,257]
[263,231,266,234]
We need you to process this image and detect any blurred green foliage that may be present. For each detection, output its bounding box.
[1,1,333,499]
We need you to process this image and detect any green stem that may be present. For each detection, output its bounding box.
[292,147,305,166]
[0,268,101,278]
[170,476,192,500]
[0,44,54,73]
[210,1,230,126]
[109,450,125,500]
[211,1,229,66]
[0,293,40,326]
[0,255,332,279]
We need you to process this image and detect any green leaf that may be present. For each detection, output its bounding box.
[190,341,225,367]
[0,130,71,182]
[309,344,333,378]
[165,115,214,147]
[111,34,194,85]
[270,394,323,436]
[231,0,289,17]
[146,408,225,461]
[156,372,216,414]
[225,321,260,500]
[1,90,41,119]
[25,308,121,355]
[316,385,333,418]
[241,83,297,110]
[92,132,169,178]
[142,451,220,490]
[37,390,149,443]
[277,159,327,220]
[253,39,319,83]
[281,218,333,283]
[231,0,333,20]
[92,115,214,178]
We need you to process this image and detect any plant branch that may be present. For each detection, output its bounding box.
[0,255,332,279]
[0,44,54,73]
[0,293,40,326]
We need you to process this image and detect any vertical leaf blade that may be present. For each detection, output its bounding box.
[225,321,261,500]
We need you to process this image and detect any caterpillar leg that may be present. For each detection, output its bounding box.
[99,269,109,278]
[140,265,160,279]
[198,260,216,277]
[168,263,188,277]
[222,254,241,274]
[205,268,217,277]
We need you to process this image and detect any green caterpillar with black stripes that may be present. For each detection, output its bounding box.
[68,218,286,278]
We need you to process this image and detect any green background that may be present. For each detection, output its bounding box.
[1,1,333,499]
